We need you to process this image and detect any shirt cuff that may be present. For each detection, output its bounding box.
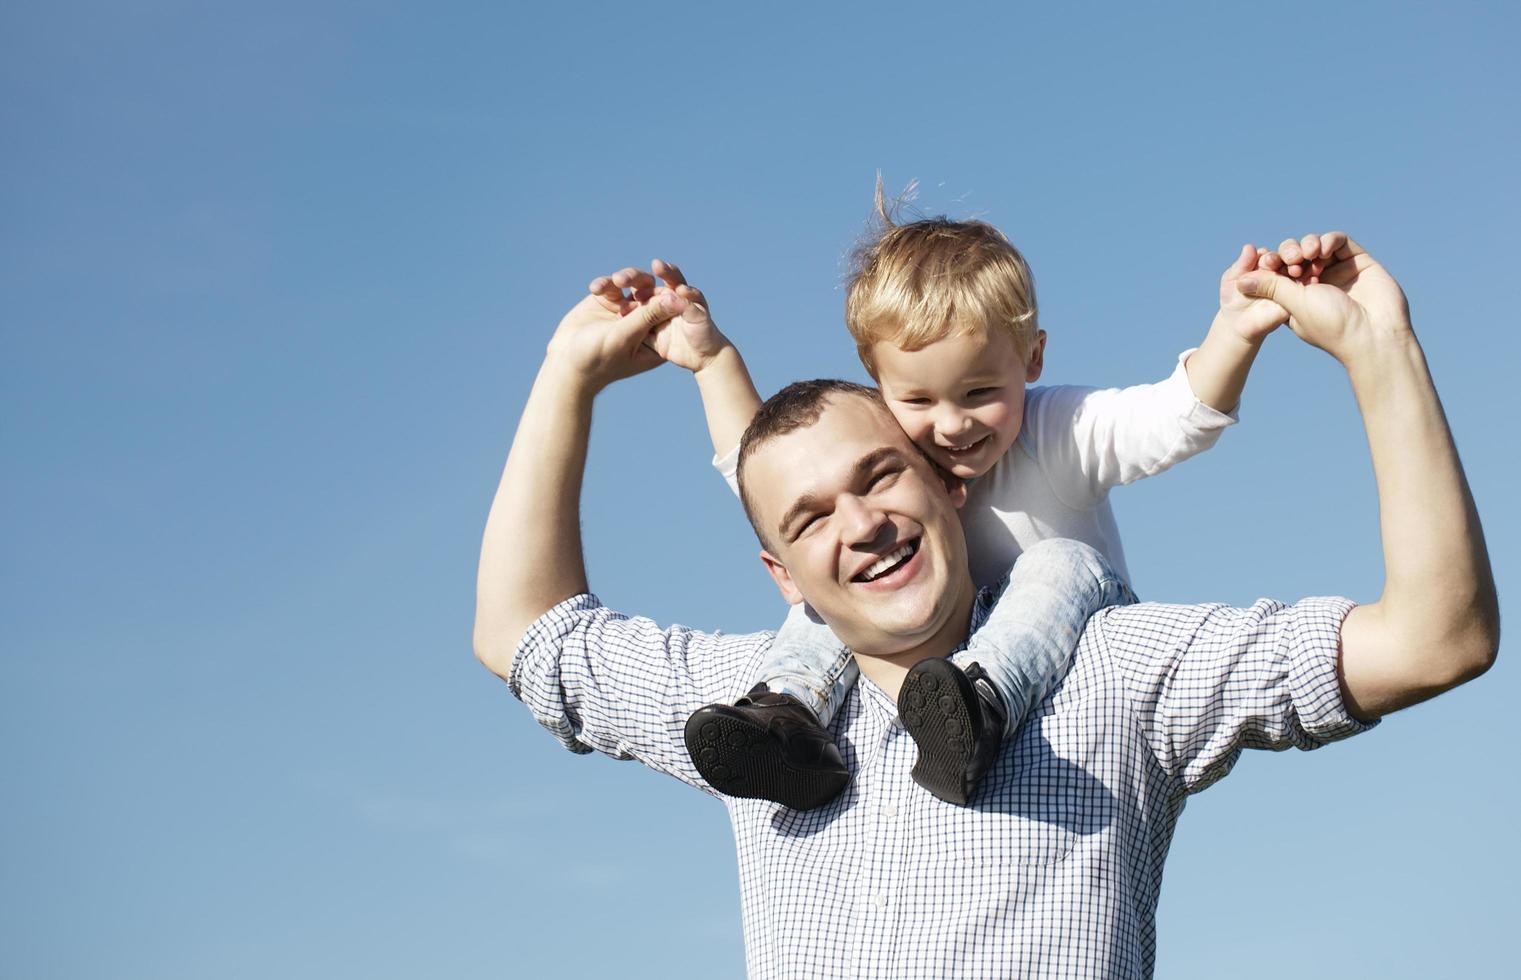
[713,443,741,497]
[508,592,603,701]
[1173,347,1241,427]
[1283,596,1378,743]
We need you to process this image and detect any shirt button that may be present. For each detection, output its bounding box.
[871,895,888,909]
[880,804,897,818]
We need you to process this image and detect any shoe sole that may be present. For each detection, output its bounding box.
[684,708,848,811]
[899,658,977,805]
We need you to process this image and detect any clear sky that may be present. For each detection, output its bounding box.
[4,1,1518,977]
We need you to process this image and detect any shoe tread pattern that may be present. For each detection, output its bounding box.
[684,709,845,811]
[900,658,978,805]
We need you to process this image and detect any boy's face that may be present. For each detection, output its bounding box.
[872,327,1046,480]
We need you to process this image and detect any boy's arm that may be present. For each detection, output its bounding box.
[590,260,762,458]
[1184,233,1344,413]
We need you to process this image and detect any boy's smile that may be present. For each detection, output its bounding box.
[872,328,1046,479]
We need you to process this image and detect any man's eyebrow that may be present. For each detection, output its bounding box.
[775,447,906,540]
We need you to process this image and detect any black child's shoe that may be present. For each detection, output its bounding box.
[898,658,1009,805]
[684,685,851,810]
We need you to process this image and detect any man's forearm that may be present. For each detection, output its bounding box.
[474,358,597,680]
[694,344,763,458]
[1337,334,1498,717]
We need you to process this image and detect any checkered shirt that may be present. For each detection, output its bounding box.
[509,590,1372,979]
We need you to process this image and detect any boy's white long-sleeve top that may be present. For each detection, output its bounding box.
[713,350,1237,591]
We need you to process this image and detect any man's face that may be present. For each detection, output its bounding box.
[745,395,975,659]
[871,327,1045,480]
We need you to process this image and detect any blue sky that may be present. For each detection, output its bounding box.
[4,1,1518,977]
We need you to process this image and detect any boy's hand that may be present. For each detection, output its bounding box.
[1217,243,1290,344]
[588,260,733,374]
[1236,235,1412,363]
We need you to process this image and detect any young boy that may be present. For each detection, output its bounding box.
[589,213,1340,809]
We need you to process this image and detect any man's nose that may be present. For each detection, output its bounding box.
[836,494,889,544]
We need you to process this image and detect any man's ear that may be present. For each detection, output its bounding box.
[1025,330,1047,383]
[759,549,805,605]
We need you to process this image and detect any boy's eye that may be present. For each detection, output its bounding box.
[967,387,1001,399]
[900,397,932,407]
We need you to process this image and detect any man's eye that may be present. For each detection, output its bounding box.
[796,513,825,537]
[869,468,901,489]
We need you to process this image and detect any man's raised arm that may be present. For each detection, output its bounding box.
[1237,240,1499,719]
[472,291,678,681]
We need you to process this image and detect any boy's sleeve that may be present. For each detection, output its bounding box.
[1099,597,1375,794]
[714,444,742,499]
[1026,349,1237,510]
[509,593,769,794]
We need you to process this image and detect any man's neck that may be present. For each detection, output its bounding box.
[850,581,978,701]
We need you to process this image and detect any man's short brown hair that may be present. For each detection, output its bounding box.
[735,379,886,549]
[845,184,1040,377]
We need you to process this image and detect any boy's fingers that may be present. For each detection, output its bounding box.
[1257,251,1285,273]
[1226,243,1256,276]
[1300,234,1321,262]
[1278,237,1303,266]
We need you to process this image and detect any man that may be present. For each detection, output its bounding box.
[473,238,1496,978]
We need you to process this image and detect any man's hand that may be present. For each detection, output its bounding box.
[588,260,733,374]
[544,291,679,395]
[1237,235,1411,363]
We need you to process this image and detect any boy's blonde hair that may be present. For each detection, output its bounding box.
[845,183,1040,377]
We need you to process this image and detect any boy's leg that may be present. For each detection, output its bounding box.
[954,538,1134,734]
[685,603,857,809]
[899,538,1133,804]
[758,602,860,726]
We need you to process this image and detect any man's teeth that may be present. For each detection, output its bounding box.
[859,543,916,582]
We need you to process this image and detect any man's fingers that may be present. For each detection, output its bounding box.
[617,291,681,339]
[588,275,628,312]
[653,258,688,288]
[1236,272,1310,321]
[1319,250,1378,288]
[1300,234,1322,262]
[1278,237,1303,266]
[1257,251,1285,273]
[677,284,709,309]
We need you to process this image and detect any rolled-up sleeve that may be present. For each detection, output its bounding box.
[509,594,772,793]
[1102,596,1376,794]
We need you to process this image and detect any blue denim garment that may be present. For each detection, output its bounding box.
[759,538,1135,735]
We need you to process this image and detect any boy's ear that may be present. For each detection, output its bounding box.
[759,549,805,605]
[1025,330,1047,383]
